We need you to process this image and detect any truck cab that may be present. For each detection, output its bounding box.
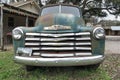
[12,4,105,70]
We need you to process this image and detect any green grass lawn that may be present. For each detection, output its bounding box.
[0,51,111,80]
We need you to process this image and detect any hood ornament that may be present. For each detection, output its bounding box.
[44,25,72,30]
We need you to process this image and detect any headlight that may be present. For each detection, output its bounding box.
[93,27,105,39]
[12,28,24,40]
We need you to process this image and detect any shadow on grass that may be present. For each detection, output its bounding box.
[0,51,111,80]
[0,65,111,80]
[14,66,110,80]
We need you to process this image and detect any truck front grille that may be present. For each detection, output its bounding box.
[25,32,92,57]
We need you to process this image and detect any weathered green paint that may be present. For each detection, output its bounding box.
[92,38,105,55]
[12,4,105,67]
[12,4,105,56]
[13,13,105,56]
[13,35,25,54]
[35,14,86,33]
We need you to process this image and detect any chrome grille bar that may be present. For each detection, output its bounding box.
[26,32,90,37]
[25,43,40,46]
[76,42,91,45]
[25,37,91,41]
[76,47,91,50]
[25,32,92,57]
[33,52,41,56]
[76,32,90,35]
[41,43,74,46]
[76,37,91,40]
[41,33,74,37]
[33,52,92,57]
[41,53,74,57]
[29,47,91,51]
[41,47,74,50]
[41,38,75,41]
[25,38,40,41]
[25,42,91,46]
[26,33,40,36]
[33,53,92,56]
[75,52,92,56]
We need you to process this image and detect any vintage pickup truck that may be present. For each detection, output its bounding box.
[12,4,105,70]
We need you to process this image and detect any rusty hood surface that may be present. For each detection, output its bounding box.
[35,14,85,32]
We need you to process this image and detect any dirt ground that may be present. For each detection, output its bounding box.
[105,39,120,54]
[104,36,120,80]
[105,36,120,54]
[101,54,120,80]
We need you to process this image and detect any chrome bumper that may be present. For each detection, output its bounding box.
[14,55,104,66]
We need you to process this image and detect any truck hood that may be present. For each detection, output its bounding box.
[35,14,85,32]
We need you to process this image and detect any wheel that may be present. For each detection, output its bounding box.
[25,65,35,71]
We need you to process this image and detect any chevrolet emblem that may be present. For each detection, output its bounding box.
[44,25,71,30]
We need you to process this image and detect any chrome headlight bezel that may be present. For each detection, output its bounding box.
[12,28,24,40]
[93,27,105,39]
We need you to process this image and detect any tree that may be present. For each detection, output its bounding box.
[105,0,120,15]
[38,0,120,17]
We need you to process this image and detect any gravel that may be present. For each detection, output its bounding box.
[101,54,120,80]
[105,36,120,54]
[106,36,120,41]
[104,36,120,80]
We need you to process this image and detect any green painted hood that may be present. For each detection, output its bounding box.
[13,14,105,56]
[35,14,86,32]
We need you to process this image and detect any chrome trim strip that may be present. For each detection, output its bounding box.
[76,47,91,50]
[26,32,90,37]
[30,47,91,50]
[41,38,75,41]
[26,33,40,36]
[76,37,91,40]
[76,42,91,45]
[41,47,74,50]
[41,42,91,46]
[25,38,40,41]
[41,53,74,57]
[59,4,62,13]
[76,32,90,35]
[31,48,40,50]
[14,55,104,66]
[75,53,92,56]
[40,37,91,41]
[33,52,92,56]
[33,53,41,56]
[41,43,74,46]
[25,42,91,46]
[41,33,74,37]
[31,47,74,50]
[25,43,40,46]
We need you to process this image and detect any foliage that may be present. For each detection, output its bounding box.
[105,0,120,15]
[38,0,120,18]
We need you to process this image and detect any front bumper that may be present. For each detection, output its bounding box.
[14,55,104,66]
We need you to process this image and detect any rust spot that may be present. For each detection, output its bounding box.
[35,14,54,27]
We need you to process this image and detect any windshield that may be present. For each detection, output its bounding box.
[41,5,80,17]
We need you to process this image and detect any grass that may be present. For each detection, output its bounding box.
[0,51,111,80]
